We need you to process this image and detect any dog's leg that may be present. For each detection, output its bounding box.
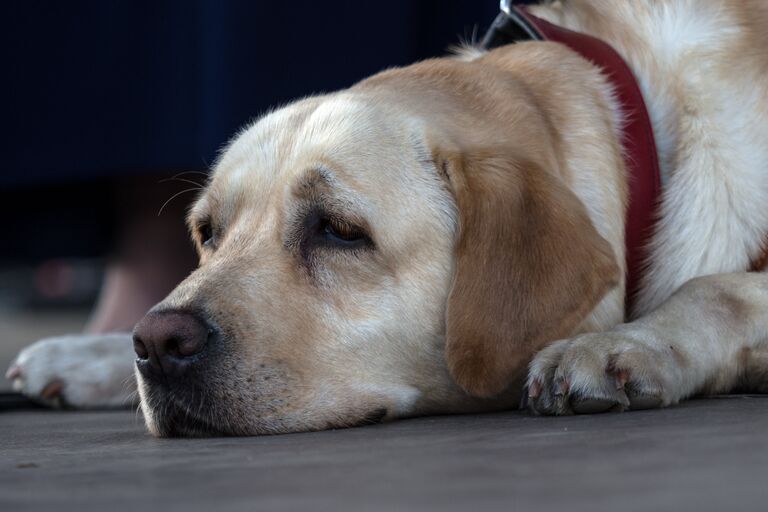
[5,333,136,408]
[526,272,768,415]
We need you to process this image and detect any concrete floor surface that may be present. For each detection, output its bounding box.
[2,396,767,512]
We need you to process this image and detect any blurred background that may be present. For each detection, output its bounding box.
[0,0,515,386]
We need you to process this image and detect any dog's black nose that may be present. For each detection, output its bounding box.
[133,310,212,376]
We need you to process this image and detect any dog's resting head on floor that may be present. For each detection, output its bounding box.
[133,49,621,436]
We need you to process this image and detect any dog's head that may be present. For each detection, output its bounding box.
[133,56,619,436]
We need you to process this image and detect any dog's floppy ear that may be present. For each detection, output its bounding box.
[441,148,620,397]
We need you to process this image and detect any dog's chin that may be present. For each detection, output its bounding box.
[136,379,242,437]
[138,391,232,437]
[144,404,392,438]
[142,403,390,438]
[138,383,392,437]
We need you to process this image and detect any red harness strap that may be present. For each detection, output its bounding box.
[512,7,662,315]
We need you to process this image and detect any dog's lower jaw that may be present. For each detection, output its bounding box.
[135,370,426,437]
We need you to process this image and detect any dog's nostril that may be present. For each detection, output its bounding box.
[165,337,181,358]
[133,334,149,360]
[175,333,208,358]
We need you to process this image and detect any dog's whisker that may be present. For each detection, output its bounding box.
[157,188,203,216]
[170,170,210,179]
[159,177,206,188]
[120,373,136,389]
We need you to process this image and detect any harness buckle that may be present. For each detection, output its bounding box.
[481,0,544,50]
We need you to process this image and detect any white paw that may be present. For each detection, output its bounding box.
[525,330,682,415]
[5,333,137,408]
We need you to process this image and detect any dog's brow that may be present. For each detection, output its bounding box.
[294,168,334,199]
[412,136,435,171]
[186,200,207,227]
[410,137,445,182]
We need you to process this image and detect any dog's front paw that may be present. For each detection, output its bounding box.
[5,333,137,408]
[525,330,680,415]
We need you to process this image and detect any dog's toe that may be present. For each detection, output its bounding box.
[5,365,22,381]
[40,380,65,400]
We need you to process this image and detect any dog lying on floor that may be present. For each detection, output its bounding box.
[7,0,768,436]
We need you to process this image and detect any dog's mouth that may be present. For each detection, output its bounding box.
[148,400,390,437]
[145,393,229,437]
[155,409,225,437]
[142,385,391,437]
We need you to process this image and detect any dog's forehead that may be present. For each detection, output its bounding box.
[218,96,392,175]
[205,93,422,210]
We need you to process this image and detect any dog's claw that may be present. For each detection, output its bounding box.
[528,379,543,399]
[5,365,22,380]
[519,387,530,409]
[41,380,64,400]
[552,378,571,414]
[613,368,630,390]
[553,378,569,397]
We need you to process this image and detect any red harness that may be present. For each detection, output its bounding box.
[482,5,661,315]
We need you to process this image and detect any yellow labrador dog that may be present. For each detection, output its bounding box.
[8,0,768,436]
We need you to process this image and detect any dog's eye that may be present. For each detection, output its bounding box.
[319,217,371,248]
[198,222,214,247]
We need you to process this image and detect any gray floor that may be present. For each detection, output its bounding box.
[2,396,767,512]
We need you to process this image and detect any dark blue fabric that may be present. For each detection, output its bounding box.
[2,1,503,187]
